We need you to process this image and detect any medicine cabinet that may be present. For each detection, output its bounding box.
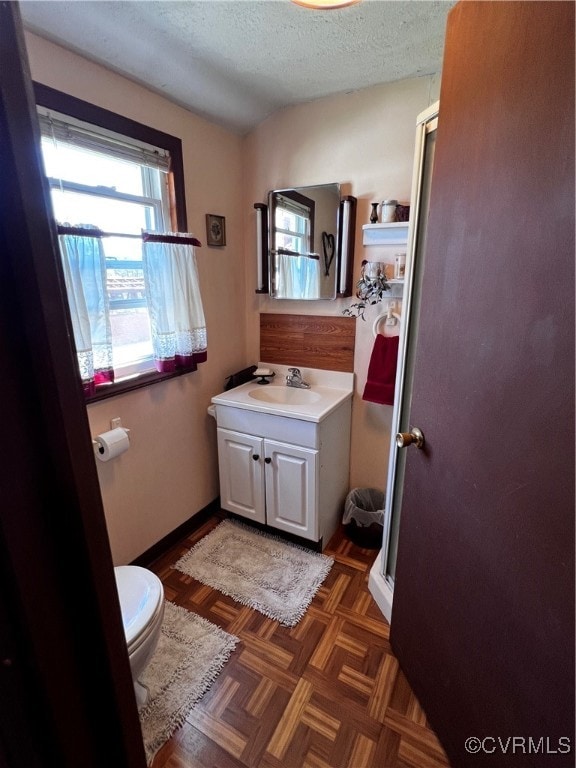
[254,185,356,300]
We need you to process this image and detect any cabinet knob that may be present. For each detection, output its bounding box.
[252,454,260,461]
[264,457,272,464]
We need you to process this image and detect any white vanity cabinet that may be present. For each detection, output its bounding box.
[217,428,318,540]
[213,394,352,546]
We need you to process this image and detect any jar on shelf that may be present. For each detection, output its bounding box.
[394,253,406,279]
[395,204,410,222]
[381,199,398,223]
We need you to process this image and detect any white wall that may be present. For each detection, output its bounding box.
[244,76,440,491]
[25,32,247,564]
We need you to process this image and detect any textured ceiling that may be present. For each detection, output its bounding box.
[19,0,456,134]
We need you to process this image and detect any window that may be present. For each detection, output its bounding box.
[272,190,320,299]
[274,193,313,256]
[39,112,168,379]
[34,84,188,399]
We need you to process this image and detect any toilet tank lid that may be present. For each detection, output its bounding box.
[114,565,163,646]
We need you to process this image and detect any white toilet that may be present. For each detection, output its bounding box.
[114,565,165,709]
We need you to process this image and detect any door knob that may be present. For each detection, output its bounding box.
[264,457,272,464]
[252,454,260,461]
[396,427,425,449]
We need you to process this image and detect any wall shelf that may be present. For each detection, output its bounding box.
[362,222,409,246]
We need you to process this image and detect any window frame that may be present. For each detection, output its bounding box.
[275,201,310,255]
[273,190,315,256]
[34,83,190,402]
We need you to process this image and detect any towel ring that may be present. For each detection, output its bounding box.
[372,312,389,338]
[373,305,402,337]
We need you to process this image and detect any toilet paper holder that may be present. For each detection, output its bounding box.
[91,428,131,447]
[92,424,131,461]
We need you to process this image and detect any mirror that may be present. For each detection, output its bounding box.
[265,184,355,300]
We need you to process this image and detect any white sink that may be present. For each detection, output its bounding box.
[211,365,354,423]
[249,387,321,405]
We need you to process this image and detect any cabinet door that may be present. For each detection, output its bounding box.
[264,440,318,541]
[217,428,265,523]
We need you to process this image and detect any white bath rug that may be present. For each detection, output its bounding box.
[172,518,334,627]
[138,600,239,765]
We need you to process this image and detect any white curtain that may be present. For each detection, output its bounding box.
[58,231,114,395]
[276,254,320,299]
[142,235,207,372]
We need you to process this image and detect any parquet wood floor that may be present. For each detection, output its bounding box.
[145,513,451,768]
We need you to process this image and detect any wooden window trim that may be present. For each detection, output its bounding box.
[33,83,193,401]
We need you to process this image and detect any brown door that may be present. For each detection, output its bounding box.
[390,3,574,767]
[0,5,146,766]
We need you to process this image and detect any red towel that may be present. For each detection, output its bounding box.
[362,334,399,405]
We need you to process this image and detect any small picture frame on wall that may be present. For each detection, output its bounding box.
[205,214,226,247]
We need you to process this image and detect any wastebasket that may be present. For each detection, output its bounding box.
[343,487,385,549]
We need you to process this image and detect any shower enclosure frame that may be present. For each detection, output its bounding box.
[368,101,439,622]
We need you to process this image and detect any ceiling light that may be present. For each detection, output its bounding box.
[290,0,362,9]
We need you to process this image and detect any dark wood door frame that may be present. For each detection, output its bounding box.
[0,4,146,765]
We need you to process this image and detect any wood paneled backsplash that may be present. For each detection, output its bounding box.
[260,313,355,373]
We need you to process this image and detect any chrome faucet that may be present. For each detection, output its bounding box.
[286,367,311,389]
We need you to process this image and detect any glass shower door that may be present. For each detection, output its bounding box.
[381,103,439,587]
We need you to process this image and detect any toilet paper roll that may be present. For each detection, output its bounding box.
[93,427,130,462]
